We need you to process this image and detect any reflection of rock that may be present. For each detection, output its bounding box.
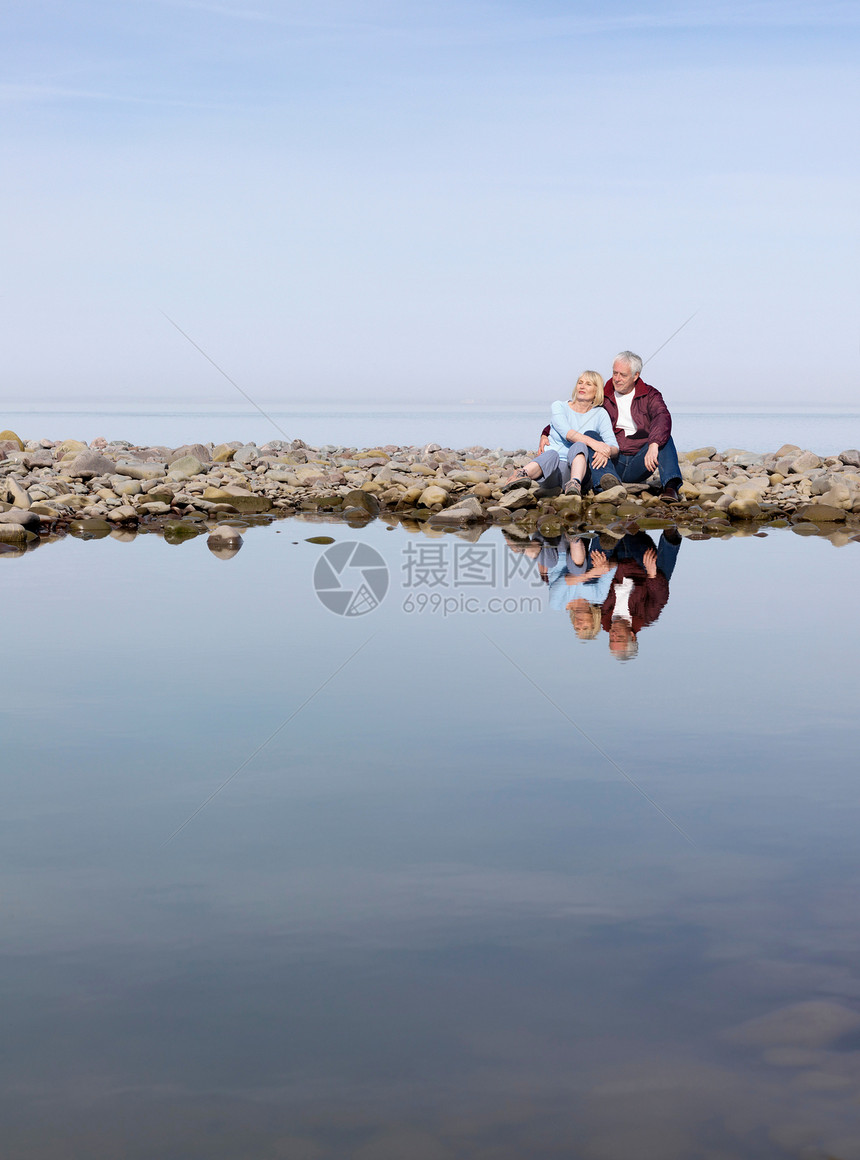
[68,518,112,540]
[0,523,29,545]
[726,1000,860,1049]
[208,542,242,561]
[163,520,201,545]
[207,523,243,560]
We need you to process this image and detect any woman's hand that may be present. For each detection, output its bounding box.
[589,440,613,458]
[591,450,608,469]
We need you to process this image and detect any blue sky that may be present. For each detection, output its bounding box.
[2,0,859,405]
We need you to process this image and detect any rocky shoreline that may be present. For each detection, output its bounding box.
[2,428,860,555]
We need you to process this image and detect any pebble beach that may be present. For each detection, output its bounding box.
[2,428,860,555]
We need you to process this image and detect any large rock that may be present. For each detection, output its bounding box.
[0,509,41,532]
[684,446,717,461]
[429,495,483,523]
[201,485,271,513]
[115,460,167,480]
[498,487,534,511]
[212,443,237,462]
[447,469,490,484]
[54,439,88,457]
[341,489,380,517]
[727,451,765,467]
[23,450,52,469]
[107,505,139,523]
[788,450,821,474]
[418,485,448,507]
[170,443,211,464]
[233,444,259,465]
[728,497,762,520]
[840,449,860,468]
[292,464,329,484]
[167,455,204,482]
[794,503,846,524]
[0,429,25,451]
[4,478,31,509]
[114,478,142,496]
[66,449,116,479]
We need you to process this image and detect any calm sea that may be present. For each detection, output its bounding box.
[2,406,860,1158]
[3,402,860,454]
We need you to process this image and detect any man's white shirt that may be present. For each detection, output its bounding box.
[614,390,637,437]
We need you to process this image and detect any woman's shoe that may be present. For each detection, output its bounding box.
[563,478,582,495]
[501,468,530,492]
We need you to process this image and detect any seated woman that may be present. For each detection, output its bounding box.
[502,371,618,495]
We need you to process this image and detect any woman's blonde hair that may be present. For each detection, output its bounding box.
[568,602,602,640]
[572,370,605,407]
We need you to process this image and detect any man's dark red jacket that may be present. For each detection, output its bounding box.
[603,377,672,456]
[600,559,670,634]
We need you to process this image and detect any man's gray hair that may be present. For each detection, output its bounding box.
[614,351,643,378]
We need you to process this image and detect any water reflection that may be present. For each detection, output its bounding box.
[503,527,681,659]
[1,519,859,1158]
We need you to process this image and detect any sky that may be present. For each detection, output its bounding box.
[2,0,859,407]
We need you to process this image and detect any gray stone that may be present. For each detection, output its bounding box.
[498,487,534,511]
[788,450,821,474]
[4,478,31,509]
[447,469,490,484]
[429,495,484,523]
[597,485,628,504]
[794,503,846,524]
[170,443,211,464]
[728,452,765,468]
[341,489,380,517]
[233,444,259,465]
[107,505,138,523]
[115,460,167,480]
[113,478,142,496]
[0,509,41,532]
[23,450,53,469]
[66,450,116,479]
[839,449,860,468]
[167,455,205,481]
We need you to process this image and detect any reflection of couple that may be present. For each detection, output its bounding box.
[569,530,681,660]
[511,528,681,661]
[503,351,683,502]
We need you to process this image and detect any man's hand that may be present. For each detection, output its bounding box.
[643,547,657,579]
[644,442,660,473]
[538,433,549,454]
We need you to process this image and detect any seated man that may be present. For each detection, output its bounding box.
[595,351,683,501]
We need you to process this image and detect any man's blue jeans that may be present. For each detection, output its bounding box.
[596,436,682,491]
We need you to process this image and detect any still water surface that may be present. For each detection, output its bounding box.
[2,519,860,1159]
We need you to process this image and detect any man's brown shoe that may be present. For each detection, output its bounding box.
[660,484,680,503]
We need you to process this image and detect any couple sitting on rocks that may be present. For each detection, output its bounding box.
[503,350,683,502]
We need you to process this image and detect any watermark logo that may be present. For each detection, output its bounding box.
[313,541,390,616]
